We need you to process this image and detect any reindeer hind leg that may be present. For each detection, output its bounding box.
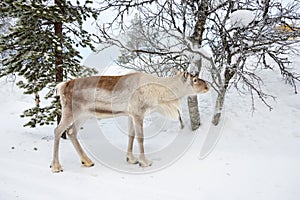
[50,114,74,173]
[67,118,94,168]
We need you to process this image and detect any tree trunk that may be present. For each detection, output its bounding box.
[212,65,235,125]
[186,1,209,130]
[212,90,226,126]
[54,0,65,139]
[35,92,40,107]
[187,58,202,131]
[188,95,201,130]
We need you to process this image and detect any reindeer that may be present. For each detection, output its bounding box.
[50,70,209,172]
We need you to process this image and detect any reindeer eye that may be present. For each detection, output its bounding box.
[193,78,197,83]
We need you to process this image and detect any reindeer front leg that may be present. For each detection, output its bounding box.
[133,115,152,167]
[126,116,138,164]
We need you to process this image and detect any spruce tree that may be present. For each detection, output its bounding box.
[0,14,12,70]
[0,0,98,128]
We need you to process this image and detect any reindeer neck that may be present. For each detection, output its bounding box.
[147,74,193,100]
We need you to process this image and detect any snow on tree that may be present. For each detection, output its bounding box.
[116,14,188,77]
[229,10,255,28]
[96,0,300,127]
[0,0,98,128]
[206,0,300,125]
[0,15,13,72]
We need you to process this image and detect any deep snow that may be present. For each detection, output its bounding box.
[0,57,300,200]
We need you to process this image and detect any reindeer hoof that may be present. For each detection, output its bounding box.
[50,163,63,173]
[126,153,139,164]
[81,159,94,167]
[126,157,139,164]
[138,159,153,167]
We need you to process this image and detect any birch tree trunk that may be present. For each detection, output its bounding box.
[187,0,209,130]
[188,95,201,130]
[212,90,226,126]
[211,66,234,125]
[187,58,203,130]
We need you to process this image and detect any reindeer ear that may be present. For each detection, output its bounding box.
[180,71,189,82]
[183,71,188,79]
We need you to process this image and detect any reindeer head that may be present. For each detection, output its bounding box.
[175,70,210,94]
[188,72,209,94]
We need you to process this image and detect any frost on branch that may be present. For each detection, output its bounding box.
[96,0,300,126]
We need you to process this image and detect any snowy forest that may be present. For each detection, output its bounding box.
[0,0,300,200]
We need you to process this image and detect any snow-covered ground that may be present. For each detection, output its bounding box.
[1,56,300,200]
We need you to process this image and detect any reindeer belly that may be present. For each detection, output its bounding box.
[90,95,129,119]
